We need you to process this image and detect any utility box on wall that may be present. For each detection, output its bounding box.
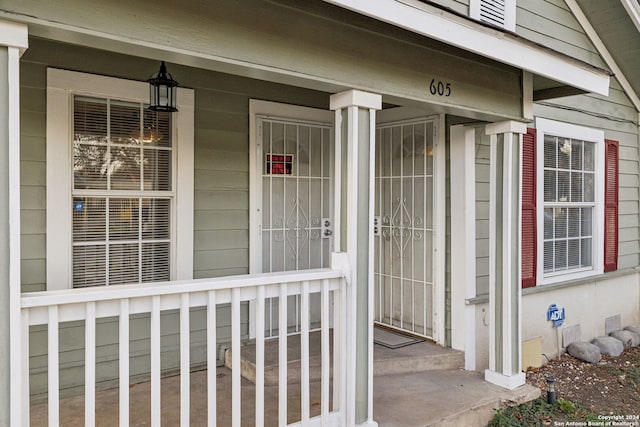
[522,337,542,369]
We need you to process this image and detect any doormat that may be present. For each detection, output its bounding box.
[374,326,425,349]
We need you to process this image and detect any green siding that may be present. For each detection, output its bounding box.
[516,0,606,69]
[20,61,46,295]
[19,38,329,400]
[435,0,469,15]
[475,128,491,296]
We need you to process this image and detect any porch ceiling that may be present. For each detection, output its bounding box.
[2,0,612,121]
[1,0,532,122]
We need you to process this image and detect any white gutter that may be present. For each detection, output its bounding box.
[323,0,610,96]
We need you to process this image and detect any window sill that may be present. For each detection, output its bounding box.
[466,267,639,305]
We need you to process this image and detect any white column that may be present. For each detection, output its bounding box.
[0,19,28,427]
[484,120,527,390]
[450,125,476,370]
[330,89,381,427]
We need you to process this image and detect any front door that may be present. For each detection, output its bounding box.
[374,115,437,338]
[250,100,334,337]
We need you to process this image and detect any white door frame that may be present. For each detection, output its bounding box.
[375,108,446,345]
[248,99,334,337]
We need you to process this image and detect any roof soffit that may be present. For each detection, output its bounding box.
[574,0,640,103]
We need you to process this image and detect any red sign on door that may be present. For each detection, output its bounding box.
[266,153,293,175]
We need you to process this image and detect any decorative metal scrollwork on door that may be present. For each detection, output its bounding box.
[271,197,323,261]
[381,196,425,259]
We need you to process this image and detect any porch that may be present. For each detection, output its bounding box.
[0,0,612,424]
[29,339,539,427]
[21,269,539,427]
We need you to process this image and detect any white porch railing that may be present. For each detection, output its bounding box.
[17,268,347,427]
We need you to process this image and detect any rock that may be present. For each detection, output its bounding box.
[609,330,640,348]
[567,341,602,363]
[624,325,640,336]
[592,336,624,357]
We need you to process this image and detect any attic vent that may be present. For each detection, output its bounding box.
[470,0,515,31]
[480,0,506,26]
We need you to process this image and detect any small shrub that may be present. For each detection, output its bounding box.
[557,397,576,414]
[490,397,598,427]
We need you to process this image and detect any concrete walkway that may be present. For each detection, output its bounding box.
[373,369,539,426]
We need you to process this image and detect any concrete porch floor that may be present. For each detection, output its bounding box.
[30,341,540,426]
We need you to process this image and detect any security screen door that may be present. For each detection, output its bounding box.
[374,117,435,338]
[253,103,333,337]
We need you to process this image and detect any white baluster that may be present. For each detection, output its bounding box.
[278,283,288,427]
[119,299,129,427]
[180,293,190,427]
[85,302,96,427]
[207,291,217,427]
[151,296,161,427]
[48,305,59,427]
[255,286,265,427]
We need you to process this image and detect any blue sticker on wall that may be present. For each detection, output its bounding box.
[547,304,565,328]
[73,200,84,212]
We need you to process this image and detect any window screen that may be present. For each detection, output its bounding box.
[72,96,172,287]
[542,134,595,274]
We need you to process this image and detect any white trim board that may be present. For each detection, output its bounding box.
[322,0,609,96]
[621,0,640,34]
[449,125,476,367]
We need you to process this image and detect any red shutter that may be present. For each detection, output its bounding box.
[521,128,537,288]
[604,139,619,272]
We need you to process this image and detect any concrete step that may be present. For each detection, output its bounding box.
[225,330,464,385]
[373,337,464,376]
[373,369,541,427]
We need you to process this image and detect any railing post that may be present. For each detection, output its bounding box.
[0,19,28,427]
[330,90,381,427]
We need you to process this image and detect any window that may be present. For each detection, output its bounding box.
[531,118,606,285]
[542,133,596,275]
[47,69,194,290]
[72,97,172,287]
[470,0,516,32]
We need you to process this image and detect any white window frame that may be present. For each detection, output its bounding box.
[535,117,605,285]
[470,0,516,32]
[46,68,194,290]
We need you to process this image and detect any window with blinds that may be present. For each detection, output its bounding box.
[542,134,595,274]
[72,96,172,287]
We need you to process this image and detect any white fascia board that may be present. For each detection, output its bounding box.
[621,0,640,34]
[323,0,610,96]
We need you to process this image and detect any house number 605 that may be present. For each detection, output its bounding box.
[429,79,451,97]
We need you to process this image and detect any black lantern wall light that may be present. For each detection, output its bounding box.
[147,61,179,112]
